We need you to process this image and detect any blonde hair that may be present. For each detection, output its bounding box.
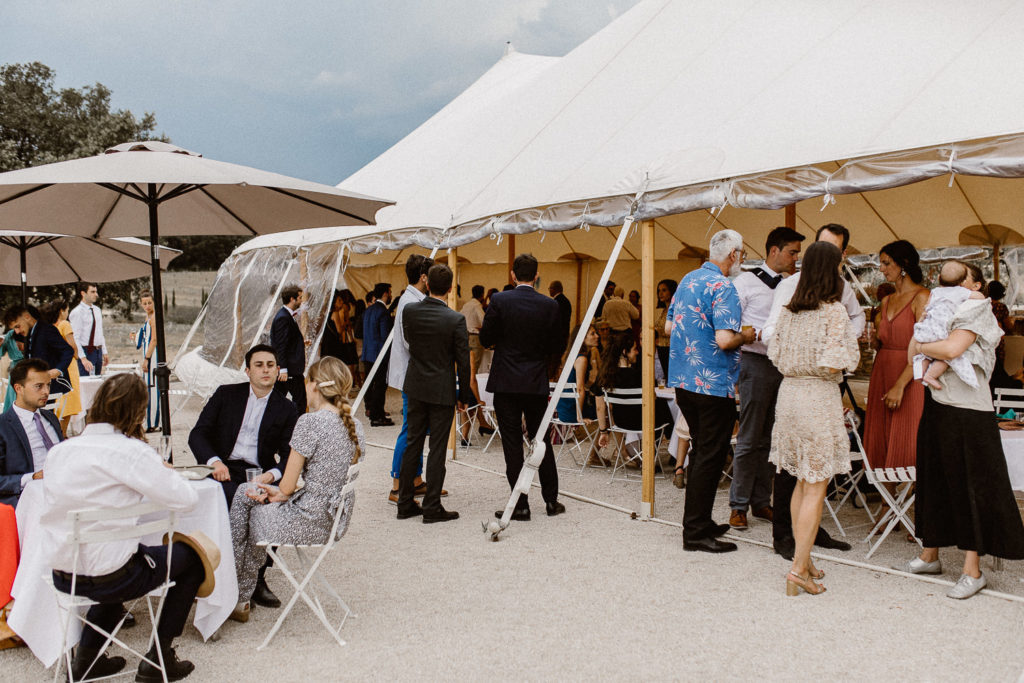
[306,356,361,463]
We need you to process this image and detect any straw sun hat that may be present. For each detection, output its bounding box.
[163,530,221,598]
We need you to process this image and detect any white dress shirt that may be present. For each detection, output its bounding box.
[460,298,485,334]
[209,387,280,481]
[763,271,866,342]
[13,404,59,489]
[733,264,782,356]
[40,423,198,575]
[387,284,426,390]
[68,302,106,355]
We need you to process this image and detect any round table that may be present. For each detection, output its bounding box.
[9,477,236,668]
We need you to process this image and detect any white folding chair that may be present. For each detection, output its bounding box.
[105,363,141,375]
[47,502,178,683]
[549,382,597,472]
[604,388,670,482]
[475,373,502,453]
[847,418,921,558]
[257,462,360,651]
[994,387,1024,414]
[824,410,876,537]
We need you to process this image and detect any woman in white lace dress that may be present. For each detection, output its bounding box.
[229,356,364,618]
[768,242,860,596]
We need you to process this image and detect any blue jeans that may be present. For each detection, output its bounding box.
[390,392,425,479]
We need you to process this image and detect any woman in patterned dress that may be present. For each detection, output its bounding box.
[229,356,364,616]
[134,290,159,432]
[768,242,860,596]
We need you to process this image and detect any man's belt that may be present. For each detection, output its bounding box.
[53,559,133,586]
[84,345,98,354]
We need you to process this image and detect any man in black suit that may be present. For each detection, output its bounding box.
[480,253,567,520]
[547,280,573,378]
[0,358,64,507]
[594,280,616,318]
[396,265,475,524]
[3,305,74,400]
[270,285,307,413]
[188,344,298,608]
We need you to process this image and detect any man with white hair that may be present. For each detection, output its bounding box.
[666,229,755,553]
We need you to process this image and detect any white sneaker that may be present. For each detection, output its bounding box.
[947,573,986,599]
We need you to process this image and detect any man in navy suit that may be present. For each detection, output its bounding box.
[361,282,394,426]
[3,305,74,399]
[0,358,64,507]
[189,344,298,610]
[270,285,307,413]
[480,253,567,520]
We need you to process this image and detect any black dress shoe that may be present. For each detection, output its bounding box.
[252,579,281,608]
[774,536,796,561]
[397,503,423,519]
[136,646,194,682]
[478,425,495,436]
[495,508,531,521]
[122,609,136,628]
[814,530,852,551]
[711,522,730,537]
[683,537,738,553]
[545,501,566,517]
[371,418,395,427]
[422,507,459,524]
[71,648,126,680]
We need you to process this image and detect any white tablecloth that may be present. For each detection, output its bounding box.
[9,477,236,667]
[999,430,1024,491]
[68,375,115,434]
[655,387,685,460]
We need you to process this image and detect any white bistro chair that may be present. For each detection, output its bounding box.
[994,387,1024,414]
[257,462,360,651]
[475,373,502,453]
[47,502,178,683]
[549,382,597,472]
[824,410,875,537]
[604,387,671,482]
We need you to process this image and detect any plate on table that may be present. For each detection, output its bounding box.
[175,465,214,480]
[998,420,1024,432]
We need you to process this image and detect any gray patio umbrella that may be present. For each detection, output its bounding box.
[0,231,182,305]
[0,141,392,442]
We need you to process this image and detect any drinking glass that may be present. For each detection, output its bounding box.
[158,435,172,462]
[246,468,264,493]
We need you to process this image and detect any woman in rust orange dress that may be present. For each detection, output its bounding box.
[864,240,930,469]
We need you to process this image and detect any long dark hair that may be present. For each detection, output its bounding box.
[787,242,843,313]
[880,239,923,284]
[595,331,636,390]
[657,279,677,309]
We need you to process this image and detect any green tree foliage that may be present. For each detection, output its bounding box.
[159,235,247,271]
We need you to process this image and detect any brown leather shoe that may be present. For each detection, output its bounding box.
[729,509,748,530]
[415,482,448,497]
[753,506,773,522]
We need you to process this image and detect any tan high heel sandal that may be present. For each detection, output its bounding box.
[786,571,826,596]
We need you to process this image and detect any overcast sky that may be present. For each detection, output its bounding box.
[3,1,640,185]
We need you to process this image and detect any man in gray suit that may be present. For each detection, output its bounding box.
[0,358,64,507]
[395,265,476,524]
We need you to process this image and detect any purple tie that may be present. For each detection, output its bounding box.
[33,412,55,452]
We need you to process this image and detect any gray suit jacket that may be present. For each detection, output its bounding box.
[402,297,475,407]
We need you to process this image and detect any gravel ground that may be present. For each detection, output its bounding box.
[6,386,1024,681]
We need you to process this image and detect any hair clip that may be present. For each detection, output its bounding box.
[318,380,335,388]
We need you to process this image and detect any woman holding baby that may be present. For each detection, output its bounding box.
[864,240,929,469]
[905,260,1024,598]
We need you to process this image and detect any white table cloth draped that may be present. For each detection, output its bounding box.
[9,477,236,667]
[998,430,1024,491]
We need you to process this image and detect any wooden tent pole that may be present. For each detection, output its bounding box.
[641,220,657,517]
[448,249,460,459]
[575,258,583,327]
[994,243,1001,282]
[508,235,516,284]
[785,203,796,230]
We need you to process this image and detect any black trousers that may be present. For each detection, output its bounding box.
[397,397,454,512]
[53,544,203,649]
[493,392,558,508]
[365,356,389,420]
[276,374,307,414]
[676,388,736,542]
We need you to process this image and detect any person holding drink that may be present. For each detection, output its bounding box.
[133,290,160,433]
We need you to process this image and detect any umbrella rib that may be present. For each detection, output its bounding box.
[98,183,148,203]
[87,238,156,267]
[264,187,372,225]
[49,242,84,282]
[197,188,259,235]
[0,184,53,206]
[158,184,205,203]
[93,190,126,239]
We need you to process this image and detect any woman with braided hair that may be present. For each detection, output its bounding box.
[229,356,364,617]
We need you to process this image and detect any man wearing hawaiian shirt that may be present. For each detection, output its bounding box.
[667,229,755,553]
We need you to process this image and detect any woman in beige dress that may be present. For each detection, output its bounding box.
[768,242,860,596]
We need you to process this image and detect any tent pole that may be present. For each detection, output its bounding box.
[488,200,642,540]
[146,183,173,455]
[574,258,583,327]
[640,220,656,518]
[19,236,27,306]
[995,243,1001,282]
[507,235,515,284]
[448,249,459,460]
[785,203,796,230]
[352,244,442,413]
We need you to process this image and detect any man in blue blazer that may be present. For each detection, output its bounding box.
[479,254,567,520]
[3,305,74,399]
[270,285,307,413]
[361,282,394,426]
[0,358,64,507]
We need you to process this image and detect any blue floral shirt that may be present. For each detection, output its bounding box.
[667,262,743,398]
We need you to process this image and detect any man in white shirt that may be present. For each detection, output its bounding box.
[41,373,201,681]
[386,254,437,503]
[0,359,64,507]
[68,281,107,376]
[728,227,804,531]
[762,223,863,558]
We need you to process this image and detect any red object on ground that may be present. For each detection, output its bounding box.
[0,503,18,607]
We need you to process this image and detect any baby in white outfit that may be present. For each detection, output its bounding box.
[913,261,985,389]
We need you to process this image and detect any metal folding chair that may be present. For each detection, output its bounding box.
[47,502,178,683]
[475,373,502,453]
[824,409,876,537]
[257,463,360,651]
[604,388,670,482]
[994,387,1024,414]
[549,382,597,472]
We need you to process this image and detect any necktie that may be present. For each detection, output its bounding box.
[33,412,55,452]
[88,307,96,348]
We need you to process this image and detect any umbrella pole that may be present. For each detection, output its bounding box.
[19,236,27,306]
[147,184,174,454]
